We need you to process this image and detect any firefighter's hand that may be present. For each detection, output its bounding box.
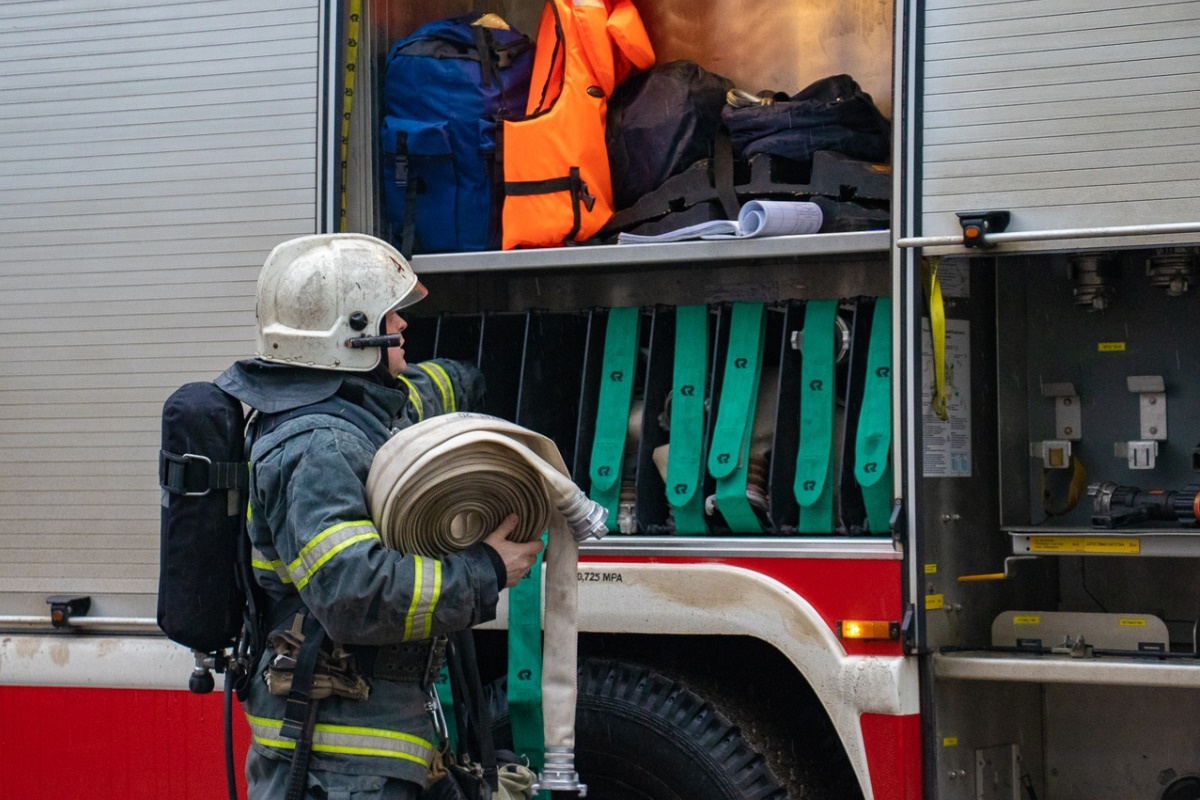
[484,514,543,588]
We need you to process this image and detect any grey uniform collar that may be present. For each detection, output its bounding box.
[215,359,409,423]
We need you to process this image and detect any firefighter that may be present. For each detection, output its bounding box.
[215,233,543,800]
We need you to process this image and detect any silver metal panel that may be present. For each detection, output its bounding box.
[0,1,325,614]
[921,0,1200,250]
[929,679,1045,800]
[1043,683,1200,799]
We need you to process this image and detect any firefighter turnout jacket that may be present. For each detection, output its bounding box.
[215,357,493,787]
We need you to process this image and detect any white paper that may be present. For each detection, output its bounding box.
[921,318,972,478]
[616,200,823,244]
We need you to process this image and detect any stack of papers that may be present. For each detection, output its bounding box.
[616,200,823,244]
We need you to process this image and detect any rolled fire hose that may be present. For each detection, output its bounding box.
[365,412,608,793]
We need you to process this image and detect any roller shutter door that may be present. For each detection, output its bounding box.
[920,0,1200,247]
[0,0,329,618]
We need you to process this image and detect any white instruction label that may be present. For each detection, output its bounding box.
[935,258,970,298]
[922,318,972,477]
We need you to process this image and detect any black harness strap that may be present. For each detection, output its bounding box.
[713,126,741,221]
[280,611,327,800]
[393,129,418,260]
[445,630,498,794]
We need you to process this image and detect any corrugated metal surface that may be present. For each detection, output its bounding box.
[0,0,324,616]
[921,0,1200,242]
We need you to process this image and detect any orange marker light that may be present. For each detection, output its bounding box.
[837,620,899,640]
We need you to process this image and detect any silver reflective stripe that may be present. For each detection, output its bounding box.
[251,546,292,585]
[245,714,433,766]
[403,556,442,641]
[288,520,380,590]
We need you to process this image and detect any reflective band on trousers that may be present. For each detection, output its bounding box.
[365,412,592,754]
[246,713,433,766]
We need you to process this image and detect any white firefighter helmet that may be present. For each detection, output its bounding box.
[254,233,427,372]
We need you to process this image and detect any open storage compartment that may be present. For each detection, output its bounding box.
[919,251,1200,800]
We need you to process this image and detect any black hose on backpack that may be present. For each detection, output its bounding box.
[225,671,237,800]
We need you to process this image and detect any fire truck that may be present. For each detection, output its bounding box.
[2,1,1199,799]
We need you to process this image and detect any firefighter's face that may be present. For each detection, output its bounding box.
[384,310,408,376]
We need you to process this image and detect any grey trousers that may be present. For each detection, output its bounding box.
[246,747,423,800]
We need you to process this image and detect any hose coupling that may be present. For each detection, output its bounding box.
[558,489,609,542]
[538,748,587,795]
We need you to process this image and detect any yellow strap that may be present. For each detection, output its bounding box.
[1040,455,1089,518]
[922,256,949,421]
[397,375,424,420]
[338,0,362,232]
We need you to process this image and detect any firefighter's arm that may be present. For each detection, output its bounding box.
[262,425,501,645]
[397,358,486,420]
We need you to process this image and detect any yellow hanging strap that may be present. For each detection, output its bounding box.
[338,0,362,232]
[1040,455,1089,518]
[921,256,949,421]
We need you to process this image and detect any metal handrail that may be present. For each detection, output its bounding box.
[897,220,1200,249]
[0,615,159,631]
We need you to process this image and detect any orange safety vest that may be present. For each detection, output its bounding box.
[501,0,655,249]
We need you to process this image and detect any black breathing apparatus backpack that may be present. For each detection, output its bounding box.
[157,381,263,694]
[156,379,369,693]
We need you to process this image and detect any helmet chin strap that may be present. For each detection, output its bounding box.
[365,317,401,388]
[367,362,401,388]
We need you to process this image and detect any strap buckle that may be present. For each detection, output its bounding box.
[160,450,213,496]
[423,635,449,689]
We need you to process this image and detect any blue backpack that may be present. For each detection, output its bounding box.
[381,14,533,255]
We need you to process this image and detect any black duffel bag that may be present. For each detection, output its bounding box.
[722,73,890,164]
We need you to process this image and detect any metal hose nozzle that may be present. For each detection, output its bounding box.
[558,489,609,542]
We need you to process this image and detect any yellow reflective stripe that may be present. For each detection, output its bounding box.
[429,362,456,411]
[416,362,456,412]
[402,556,442,641]
[250,547,292,584]
[287,520,379,590]
[397,375,424,421]
[245,714,432,766]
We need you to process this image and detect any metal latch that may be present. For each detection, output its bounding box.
[1031,382,1080,469]
[46,595,91,628]
[1114,375,1166,470]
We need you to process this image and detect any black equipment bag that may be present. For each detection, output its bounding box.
[606,59,734,212]
[721,73,891,165]
[157,382,250,655]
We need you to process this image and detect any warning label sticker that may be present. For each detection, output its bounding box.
[922,318,972,477]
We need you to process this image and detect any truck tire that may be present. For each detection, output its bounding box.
[484,657,790,800]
